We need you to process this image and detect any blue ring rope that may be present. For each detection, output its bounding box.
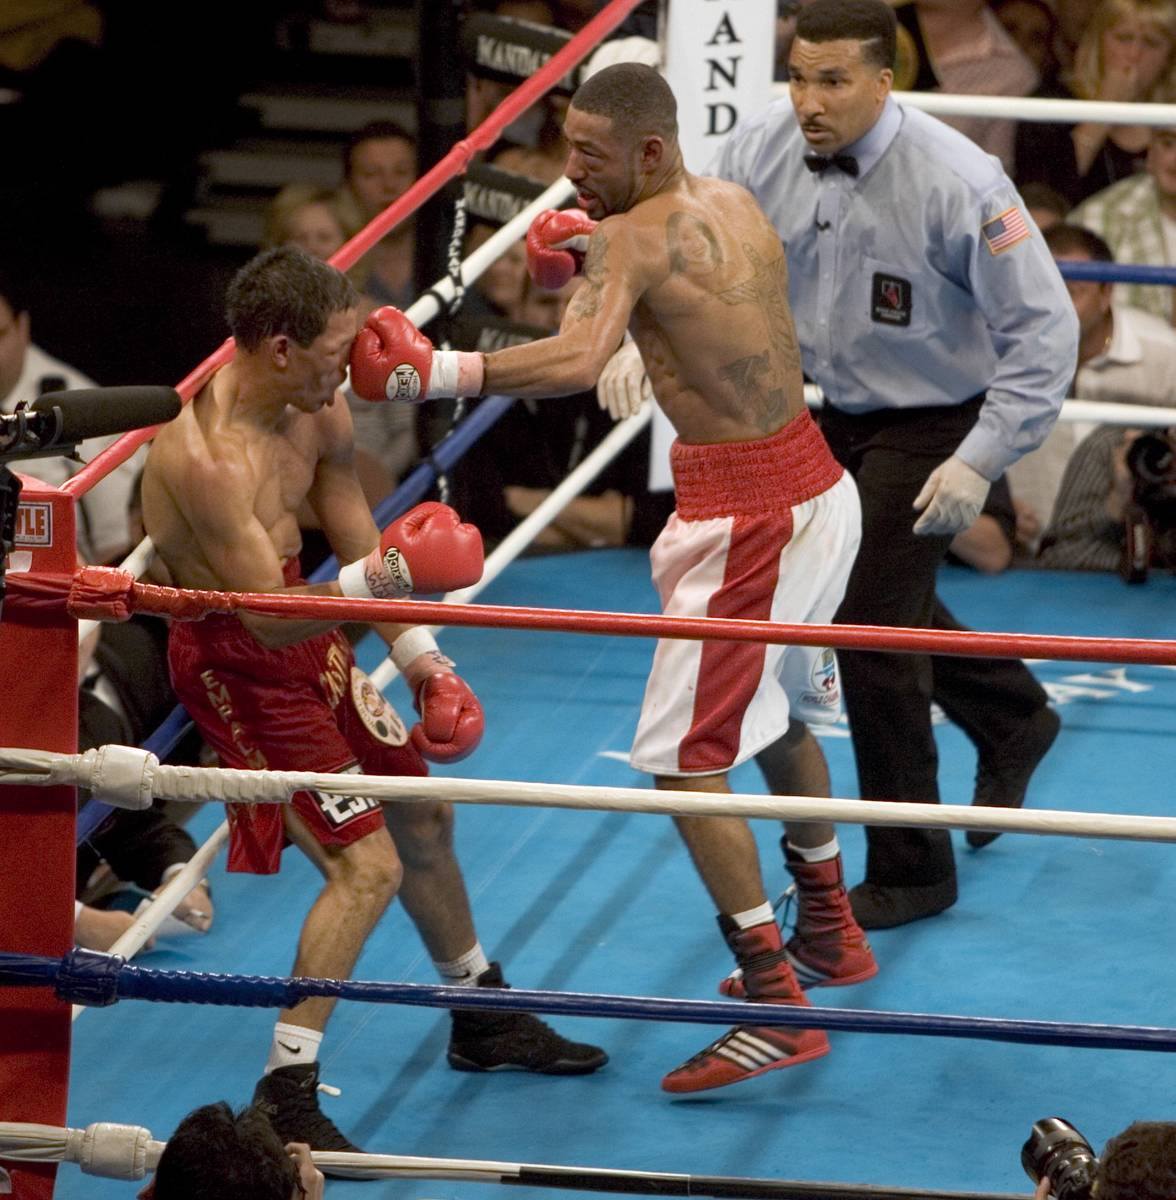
[74,396,515,846]
[4,949,1175,1055]
[1056,260,1176,286]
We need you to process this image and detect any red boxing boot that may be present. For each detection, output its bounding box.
[661,917,829,1094]
[720,849,878,996]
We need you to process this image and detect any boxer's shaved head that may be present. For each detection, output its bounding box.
[570,63,678,144]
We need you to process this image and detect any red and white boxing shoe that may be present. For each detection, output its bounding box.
[661,918,830,1094]
[719,849,878,995]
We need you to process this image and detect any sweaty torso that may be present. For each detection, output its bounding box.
[618,176,805,444]
[142,367,324,591]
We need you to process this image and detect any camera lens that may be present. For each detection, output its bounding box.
[1022,1118,1099,1200]
[1127,433,1175,486]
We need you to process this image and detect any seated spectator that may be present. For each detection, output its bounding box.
[1071,120,1176,322]
[137,1102,322,1200]
[1015,0,1176,206]
[336,120,417,308]
[465,219,529,318]
[993,0,1063,87]
[1036,423,1152,570]
[262,184,346,262]
[1010,223,1176,541]
[333,123,420,513]
[1021,180,1071,230]
[0,266,144,564]
[892,0,1038,171]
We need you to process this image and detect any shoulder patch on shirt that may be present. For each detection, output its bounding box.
[982,207,1031,255]
[871,272,912,326]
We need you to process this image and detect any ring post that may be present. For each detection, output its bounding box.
[0,477,78,1200]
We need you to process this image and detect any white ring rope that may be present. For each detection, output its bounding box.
[769,87,1176,127]
[7,744,1176,844]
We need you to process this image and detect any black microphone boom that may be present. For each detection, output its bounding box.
[29,386,182,444]
[1,386,181,464]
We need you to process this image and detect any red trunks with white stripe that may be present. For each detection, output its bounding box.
[629,410,860,777]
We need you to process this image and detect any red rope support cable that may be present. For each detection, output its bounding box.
[62,0,645,501]
[62,566,1176,667]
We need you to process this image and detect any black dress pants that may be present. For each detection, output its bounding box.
[819,400,1047,888]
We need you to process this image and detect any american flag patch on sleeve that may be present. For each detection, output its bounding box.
[982,207,1031,255]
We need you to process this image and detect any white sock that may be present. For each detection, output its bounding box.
[730,901,776,930]
[787,836,840,863]
[435,942,490,987]
[265,1022,323,1074]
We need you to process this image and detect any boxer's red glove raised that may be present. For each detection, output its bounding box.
[392,628,485,762]
[526,209,598,291]
[350,307,484,403]
[338,502,483,600]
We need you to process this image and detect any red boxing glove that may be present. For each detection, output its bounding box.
[526,208,598,291]
[391,628,484,762]
[411,671,485,763]
[350,307,484,403]
[338,502,483,600]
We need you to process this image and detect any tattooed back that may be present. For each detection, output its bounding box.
[602,174,805,444]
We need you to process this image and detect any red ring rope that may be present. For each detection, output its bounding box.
[61,0,645,500]
[52,567,1176,667]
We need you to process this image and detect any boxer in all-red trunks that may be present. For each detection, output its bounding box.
[143,247,605,1159]
[169,559,424,875]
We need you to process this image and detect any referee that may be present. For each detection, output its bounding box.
[710,0,1077,929]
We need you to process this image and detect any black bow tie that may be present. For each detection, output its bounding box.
[804,152,859,177]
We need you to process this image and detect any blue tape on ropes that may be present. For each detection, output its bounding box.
[1057,260,1176,287]
[7,949,1176,1054]
[74,395,514,846]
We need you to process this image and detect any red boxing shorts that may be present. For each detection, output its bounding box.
[168,561,426,874]
[629,410,860,777]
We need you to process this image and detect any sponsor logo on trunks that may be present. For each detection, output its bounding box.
[871,273,912,327]
[13,501,52,546]
[799,648,840,708]
[365,546,413,598]
[313,788,381,828]
[200,669,268,769]
[319,640,350,710]
[391,363,421,402]
[350,667,408,746]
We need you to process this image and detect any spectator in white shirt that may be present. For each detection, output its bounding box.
[1008,223,1176,543]
[0,267,144,563]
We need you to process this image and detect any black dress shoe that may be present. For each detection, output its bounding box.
[967,706,1061,849]
[848,878,958,930]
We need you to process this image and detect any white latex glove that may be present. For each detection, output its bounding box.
[912,454,991,536]
[597,337,652,421]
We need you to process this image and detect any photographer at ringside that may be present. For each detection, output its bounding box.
[1037,424,1176,579]
[1025,1117,1176,1199]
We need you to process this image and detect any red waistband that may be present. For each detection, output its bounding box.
[670,410,843,521]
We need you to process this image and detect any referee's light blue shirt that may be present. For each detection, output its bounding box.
[707,95,1079,479]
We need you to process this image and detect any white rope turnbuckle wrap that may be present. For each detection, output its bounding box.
[7,744,1176,845]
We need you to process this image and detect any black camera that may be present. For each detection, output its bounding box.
[1022,1117,1099,1200]
[1121,430,1176,583]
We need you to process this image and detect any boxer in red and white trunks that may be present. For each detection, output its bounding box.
[346,63,877,1095]
[143,247,606,1158]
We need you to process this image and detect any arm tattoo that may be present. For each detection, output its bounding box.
[565,231,610,323]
